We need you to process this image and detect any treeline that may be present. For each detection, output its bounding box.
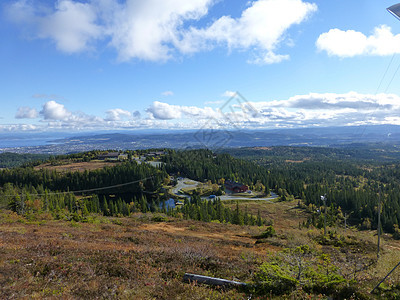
[0,161,167,199]
[0,152,49,168]
[2,183,269,226]
[223,145,400,165]
[176,196,269,226]
[2,182,160,221]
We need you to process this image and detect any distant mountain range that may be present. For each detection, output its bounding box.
[1,125,400,154]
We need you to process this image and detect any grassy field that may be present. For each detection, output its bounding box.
[1,199,400,298]
[223,199,308,230]
[34,160,120,173]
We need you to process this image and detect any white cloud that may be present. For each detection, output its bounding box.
[248,92,400,127]
[6,0,316,63]
[39,0,102,53]
[146,101,218,120]
[15,107,39,119]
[316,25,400,57]
[260,92,397,111]
[8,92,400,132]
[0,124,38,132]
[7,0,102,53]
[178,0,317,64]
[105,108,132,121]
[107,0,213,62]
[40,101,72,120]
[146,101,180,120]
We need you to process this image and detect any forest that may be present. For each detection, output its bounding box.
[222,147,400,234]
[2,146,400,235]
[0,149,269,227]
[0,152,49,168]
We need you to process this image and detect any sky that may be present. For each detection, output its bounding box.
[1,0,400,133]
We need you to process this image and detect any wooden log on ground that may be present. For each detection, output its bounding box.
[183,273,247,288]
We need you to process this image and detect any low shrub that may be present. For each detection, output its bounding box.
[151,214,169,222]
[253,262,298,296]
[259,226,276,238]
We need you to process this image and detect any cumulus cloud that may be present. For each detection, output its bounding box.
[7,0,102,53]
[40,101,72,120]
[248,92,400,128]
[105,108,132,121]
[146,101,181,120]
[8,92,400,132]
[316,25,400,57]
[146,101,217,120]
[262,92,397,111]
[177,0,317,64]
[7,99,145,132]
[15,107,39,119]
[107,0,213,62]
[6,0,317,63]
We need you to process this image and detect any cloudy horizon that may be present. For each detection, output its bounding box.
[1,1,400,133]
[1,91,399,133]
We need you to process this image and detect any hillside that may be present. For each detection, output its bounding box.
[1,199,400,299]
[2,148,400,298]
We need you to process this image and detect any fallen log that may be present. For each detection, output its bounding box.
[183,273,247,288]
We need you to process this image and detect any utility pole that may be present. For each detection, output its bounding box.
[321,194,327,236]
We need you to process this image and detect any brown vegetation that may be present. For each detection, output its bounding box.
[34,160,120,173]
[1,198,400,299]
[0,210,269,299]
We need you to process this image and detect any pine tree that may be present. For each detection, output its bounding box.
[257,209,263,226]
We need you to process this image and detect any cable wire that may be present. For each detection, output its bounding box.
[0,176,155,197]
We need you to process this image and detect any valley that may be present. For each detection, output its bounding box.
[1,147,400,299]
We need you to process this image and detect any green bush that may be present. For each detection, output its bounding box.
[151,214,169,222]
[253,262,298,296]
[259,226,276,238]
[304,273,346,295]
[375,282,400,300]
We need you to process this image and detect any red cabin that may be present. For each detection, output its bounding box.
[225,180,248,193]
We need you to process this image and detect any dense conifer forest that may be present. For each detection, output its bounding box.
[223,146,400,235]
[0,152,49,168]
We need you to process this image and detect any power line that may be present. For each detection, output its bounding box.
[376,53,396,94]
[357,53,398,138]
[0,176,155,197]
[384,60,400,93]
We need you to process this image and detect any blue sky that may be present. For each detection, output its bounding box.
[1,0,400,133]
